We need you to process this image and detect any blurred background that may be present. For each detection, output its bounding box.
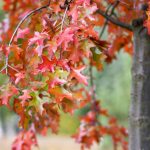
[0,1,131,150]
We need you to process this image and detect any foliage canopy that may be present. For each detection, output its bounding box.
[1,0,150,149]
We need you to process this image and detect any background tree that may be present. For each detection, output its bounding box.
[0,0,149,150]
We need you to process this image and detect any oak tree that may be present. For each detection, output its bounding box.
[0,0,150,150]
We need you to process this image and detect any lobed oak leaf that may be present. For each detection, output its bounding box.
[0,90,11,106]
[29,32,49,46]
[15,28,30,41]
[29,91,48,114]
[35,45,45,56]
[0,84,18,107]
[12,126,38,150]
[49,86,73,103]
[68,6,78,23]
[74,123,101,149]
[57,27,78,49]
[15,72,25,84]
[57,59,70,71]
[29,32,49,56]
[70,66,88,85]
[38,56,55,72]
[19,90,31,106]
[48,77,66,88]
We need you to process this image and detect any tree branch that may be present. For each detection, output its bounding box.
[100,1,119,38]
[97,9,133,31]
[0,0,51,76]
[9,0,51,46]
[0,0,51,75]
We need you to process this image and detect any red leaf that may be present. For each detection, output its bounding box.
[38,56,55,72]
[70,66,88,85]
[29,32,49,56]
[12,126,38,150]
[57,27,78,49]
[15,72,25,84]
[29,32,49,46]
[19,90,31,106]
[15,28,30,41]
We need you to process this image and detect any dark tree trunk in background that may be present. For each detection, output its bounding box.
[129,22,150,150]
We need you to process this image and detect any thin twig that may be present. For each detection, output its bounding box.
[5,57,8,74]
[60,5,69,32]
[8,64,19,72]
[97,9,133,31]
[100,1,119,38]
[0,66,6,73]
[99,4,112,38]
[106,0,130,7]
[59,5,69,59]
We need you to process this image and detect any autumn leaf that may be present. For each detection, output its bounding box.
[38,56,55,72]
[49,86,73,103]
[29,32,49,56]
[0,84,18,107]
[69,66,88,85]
[15,28,30,41]
[57,27,78,49]
[12,126,38,150]
[15,72,25,84]
[19,90,31,106]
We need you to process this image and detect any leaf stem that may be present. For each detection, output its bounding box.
[8,64,19,73]
[60,5,69,32]
[0,66,6,73]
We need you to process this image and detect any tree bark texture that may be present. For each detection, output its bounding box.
[129,24,150,150]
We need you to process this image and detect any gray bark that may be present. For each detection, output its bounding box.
[129,24,150,150]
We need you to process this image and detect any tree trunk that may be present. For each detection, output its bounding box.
[129,23,150,150]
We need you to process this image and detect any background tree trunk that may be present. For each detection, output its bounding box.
[129,24,150,150]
